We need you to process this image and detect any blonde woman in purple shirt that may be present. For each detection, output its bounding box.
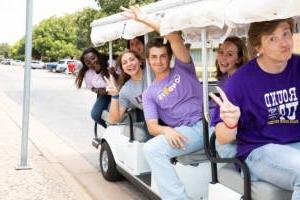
[211,37,249,158]
[210,18,300,199]
[122,6,203,200]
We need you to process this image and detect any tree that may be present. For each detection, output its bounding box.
[10,3,157,61]
[74,8,106,50]
[32,15,80,61]
[10,39,25,60]
[0,43,10,58]
[95,0,155,15]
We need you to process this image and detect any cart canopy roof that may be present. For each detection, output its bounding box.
[90,0,300,46]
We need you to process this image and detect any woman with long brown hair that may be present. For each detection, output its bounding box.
[106,50,150,123]
[75,47,116,128]
[215,36,249,87]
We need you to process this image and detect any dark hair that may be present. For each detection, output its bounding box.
[126,36,145,49]
[248,18,294,54]
[145,37,172,60]
[75,47,109,88]
[216,37,249,80]
[116,50,145,86]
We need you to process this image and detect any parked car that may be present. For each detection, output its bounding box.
[31,60,46,69]
[67,60,82,74]
[55,59,71,73]
[11,60,24,66]
[46,62,58,72]
[73,61,83,76]
[1,59,13,65]
[67,62,76,74]
[56,59,81,73]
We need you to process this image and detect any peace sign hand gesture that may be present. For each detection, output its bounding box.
[209,87,240,127]
[104,74,119,97]
[120,5,147,22]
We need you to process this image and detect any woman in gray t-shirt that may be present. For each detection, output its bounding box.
[106,50,149,123]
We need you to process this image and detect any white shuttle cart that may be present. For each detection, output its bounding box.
[90,0,218,199]
[90,0,300,199]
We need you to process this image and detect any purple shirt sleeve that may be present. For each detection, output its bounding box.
[142,89,158,120]
[174,58,196,75]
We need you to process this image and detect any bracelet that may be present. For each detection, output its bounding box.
[112,95,119,99]
[224,122,238,129]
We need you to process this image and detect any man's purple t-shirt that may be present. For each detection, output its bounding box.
[143,59,203,127]
[211,55,300,161]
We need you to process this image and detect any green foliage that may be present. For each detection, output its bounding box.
[96,0,155,15]
[74,8,106,50]
[32,15,80,61]
[97,39,127,56]
[10,0,157,61]
[0,43,11,58]
[10,7,110,61]
[10,39,25,60]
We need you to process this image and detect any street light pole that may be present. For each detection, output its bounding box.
[17,0,33,170]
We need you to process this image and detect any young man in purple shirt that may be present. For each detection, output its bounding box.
[210,18,300,198]
[122,6,203,200]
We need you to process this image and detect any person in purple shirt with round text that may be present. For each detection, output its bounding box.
[212,36,249,158]
[122,6,204,200]
[210,18,300,199]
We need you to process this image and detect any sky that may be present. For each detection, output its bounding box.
[0,0,99,44]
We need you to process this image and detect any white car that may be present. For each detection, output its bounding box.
[31,60,46,69]
[1,59,13,65]
[11,60,24,66]
[55,59,76,73]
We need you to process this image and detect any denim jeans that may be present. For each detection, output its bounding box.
[91,95,111,128]
[208,126,237,158]
[245,142,300,200]
[143,120,203,200]
[216,142,237,158]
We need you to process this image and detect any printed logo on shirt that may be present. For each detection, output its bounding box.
[157,74,180,101]
[264,87,299,124]
[135,94,143,105]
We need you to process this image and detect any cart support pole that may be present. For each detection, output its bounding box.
[144,34,152,87]
[109,41,113,66]
[201,29,210,123]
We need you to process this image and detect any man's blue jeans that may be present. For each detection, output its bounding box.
[143,120,203,200]
[245,142,300,200]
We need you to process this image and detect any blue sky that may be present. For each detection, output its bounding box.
[0,0,99,44]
